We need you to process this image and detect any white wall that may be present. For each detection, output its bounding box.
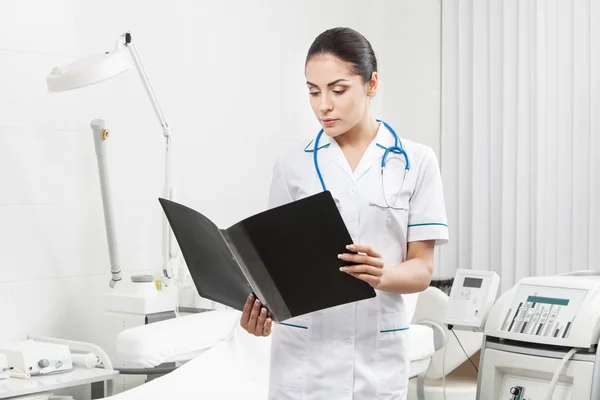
[1,0,440,347]
[0,0,111,347]
[380,0,441,155]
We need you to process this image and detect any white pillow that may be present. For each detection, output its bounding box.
[116,309,241,368]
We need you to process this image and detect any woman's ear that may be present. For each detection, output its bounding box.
[367,71,379,97]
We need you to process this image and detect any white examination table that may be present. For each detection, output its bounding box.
[104,287,478,399]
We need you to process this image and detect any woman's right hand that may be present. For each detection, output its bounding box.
[240,294,273,336]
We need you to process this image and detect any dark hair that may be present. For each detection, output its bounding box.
[305,27,378,83]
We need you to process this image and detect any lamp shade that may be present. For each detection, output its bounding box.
[46,49,131,92]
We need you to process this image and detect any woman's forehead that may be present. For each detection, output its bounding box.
[305,54,358,84]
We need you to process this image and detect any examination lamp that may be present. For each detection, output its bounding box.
[46,32,177,288]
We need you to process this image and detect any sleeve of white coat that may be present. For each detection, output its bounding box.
[268,156,295,209]
[407,147,449,245]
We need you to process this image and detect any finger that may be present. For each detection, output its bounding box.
[348,272,381,288]
[263,318,273,336]
[346,244,382,258]
[339,253,384,268]
[247,299,262,334]
[255,307,268,336]
[341,264,383,276]
[240,294,254,329]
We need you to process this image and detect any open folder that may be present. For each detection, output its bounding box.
[158,191,376,322]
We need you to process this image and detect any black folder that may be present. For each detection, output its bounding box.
[158,191,376,322]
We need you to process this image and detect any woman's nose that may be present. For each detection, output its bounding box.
[319,95,333,112]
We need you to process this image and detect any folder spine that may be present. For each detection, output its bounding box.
[222,225,291,322]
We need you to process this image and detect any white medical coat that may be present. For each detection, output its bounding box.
[267,122,449,400]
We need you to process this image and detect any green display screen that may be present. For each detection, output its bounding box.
[526,296,569,306]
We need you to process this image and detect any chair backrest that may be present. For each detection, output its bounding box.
[412,286,483,380]
[411,286,449,325]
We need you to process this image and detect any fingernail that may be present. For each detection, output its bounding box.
[255,300,260,306]
[340,267,347,272]
[346,244,354,250]
[261,308,266,314]
[338,254,345,259]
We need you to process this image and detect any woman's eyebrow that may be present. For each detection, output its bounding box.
[306,79,351,87]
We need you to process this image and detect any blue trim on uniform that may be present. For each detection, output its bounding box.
[304,139,330,152]
[380,327,410,333]
[277,322,308,329]
[408,223,449,228]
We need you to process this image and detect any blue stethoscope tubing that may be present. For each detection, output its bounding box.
[313,119,410,193]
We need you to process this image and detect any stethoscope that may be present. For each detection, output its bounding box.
[313,119,410,210]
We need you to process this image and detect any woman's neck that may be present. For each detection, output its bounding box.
[335,115,379,149]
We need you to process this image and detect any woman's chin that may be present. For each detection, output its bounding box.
[322,125,345,137]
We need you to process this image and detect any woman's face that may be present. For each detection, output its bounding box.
[305,54,377,137]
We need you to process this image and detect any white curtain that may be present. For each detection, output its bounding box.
[440,0,600,291]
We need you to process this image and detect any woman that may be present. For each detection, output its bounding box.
[240,27,448,399]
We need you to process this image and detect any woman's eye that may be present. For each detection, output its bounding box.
[309,92,320,97]
[333,90,346,95]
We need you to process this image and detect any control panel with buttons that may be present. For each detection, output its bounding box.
[499,284,587,338]
[444,269,500,332]
[0,340,73,376]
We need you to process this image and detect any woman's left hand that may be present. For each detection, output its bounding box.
[338,244,384,289]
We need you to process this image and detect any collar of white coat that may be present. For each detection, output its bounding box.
[303,122,403,179]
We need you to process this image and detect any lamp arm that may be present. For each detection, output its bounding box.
[121,33,177,279]
[123,34,170,139]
